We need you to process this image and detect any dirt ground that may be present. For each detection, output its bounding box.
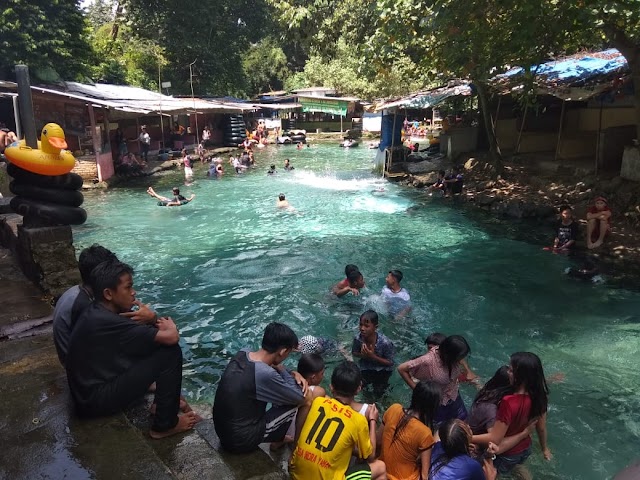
[411,151,640,266]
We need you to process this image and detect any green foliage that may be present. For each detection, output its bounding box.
[0,0,92,81]
[122,0,278,96]
[242,37,289,96]
[87,20,164,89]
[296,39,427,100]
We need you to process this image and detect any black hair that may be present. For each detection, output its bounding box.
[438,335,470,377]
[261,322,298,353]
[278,193,286,201]
[389,269,403,283]
[270,164,276,169]
[359,309,379,326]
[172,187,180,194]
[439,170,446,176]
[297,353,325,378]
[510,352,549,420]
[431,419,472,476]
[391,381,440,446]
[331,361,362,397]
[425,332,446,347]
[90,260,134,302]
[473,365,513,406]
[345,264,359,276]
[347,269,363,285]
[559,204,572,213]
[78,244,118,285]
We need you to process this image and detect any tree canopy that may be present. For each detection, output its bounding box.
[2,0,639,141]
[0,0,91,82]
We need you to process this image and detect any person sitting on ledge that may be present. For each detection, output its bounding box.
[52,244,153,367]
[586,196,612,249]
[66,260,200,438]
[213,322,311,453]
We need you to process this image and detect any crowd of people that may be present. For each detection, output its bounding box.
[53,248,554,480]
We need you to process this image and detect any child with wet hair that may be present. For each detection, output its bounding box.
[332,264,366,297]
[430,419,497,480]
[275,353,327,450]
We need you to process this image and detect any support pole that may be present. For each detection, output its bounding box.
[595,98,604,175]
[340,115,343,134]
[189,59,200,146]
[390,110,398,175]
[158,63,165,151]
[492,95,502,130]
[554,100,566,163]
[14,65,37,148]
[516,104,528,154]
[12,95,21,139]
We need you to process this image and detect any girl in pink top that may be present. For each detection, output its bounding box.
[397,335,471,425]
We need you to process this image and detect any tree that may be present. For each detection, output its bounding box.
[268,0,426,99]
[0,0,92,82]
[122,0,278,96]
[572,1,640,142]
[242,37,289,96]
[371,0,576,173]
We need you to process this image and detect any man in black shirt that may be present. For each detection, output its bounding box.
[66,260,198,438]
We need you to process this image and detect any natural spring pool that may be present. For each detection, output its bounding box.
[74,144,639,479]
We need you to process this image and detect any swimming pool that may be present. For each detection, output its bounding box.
[74,144,639,479]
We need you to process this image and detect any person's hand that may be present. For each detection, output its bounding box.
[156,317,177,331]
[349,287,360,296]
[482,458,498,480]
[543,447,553,461]
[525,419,538,435]
[360,344,374,358]
[487,442,499,455]
[291,371,309,396]
[366,403,379,423]
[120,300,157,324]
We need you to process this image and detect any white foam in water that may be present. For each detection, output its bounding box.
[351,195,408,214]
[288,169,382,191]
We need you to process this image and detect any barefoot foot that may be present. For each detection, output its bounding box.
[149,411,199,439]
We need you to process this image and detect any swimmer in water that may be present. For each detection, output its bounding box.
[276,193,290,209]
[147,186,195,206]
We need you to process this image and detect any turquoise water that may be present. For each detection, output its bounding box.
[74,145,639,479]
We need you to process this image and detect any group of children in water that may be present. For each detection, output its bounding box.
[209,262,555,480]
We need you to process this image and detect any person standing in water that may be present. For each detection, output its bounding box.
[382,270,411,318]
[352,310,395,400]
[471,352,552,475]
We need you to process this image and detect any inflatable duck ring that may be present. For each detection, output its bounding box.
[4,123,76,176]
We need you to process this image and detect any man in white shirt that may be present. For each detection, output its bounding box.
[138,125,151,162]
[381,269,411,319]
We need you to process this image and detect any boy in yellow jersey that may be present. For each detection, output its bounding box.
[289,361,387,480]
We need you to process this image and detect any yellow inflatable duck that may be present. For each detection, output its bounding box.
[4,123,76,176]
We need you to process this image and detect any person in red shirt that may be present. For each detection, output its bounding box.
[471,352,551,475]
[332,264,365,297]
[586,196,612,249]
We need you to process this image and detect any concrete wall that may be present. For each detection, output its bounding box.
[496,105,635,160]
[599,125,637,171]
[566,107,636,132]
[72,159,98,181]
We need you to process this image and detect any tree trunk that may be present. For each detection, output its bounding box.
[109,2,124,45]
[630,57,640,143]
[475,80,503,176]
[603,25,640,144]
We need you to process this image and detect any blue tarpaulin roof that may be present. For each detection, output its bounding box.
[494,49,630,100]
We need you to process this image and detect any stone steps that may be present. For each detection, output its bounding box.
[0,335,288,480]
